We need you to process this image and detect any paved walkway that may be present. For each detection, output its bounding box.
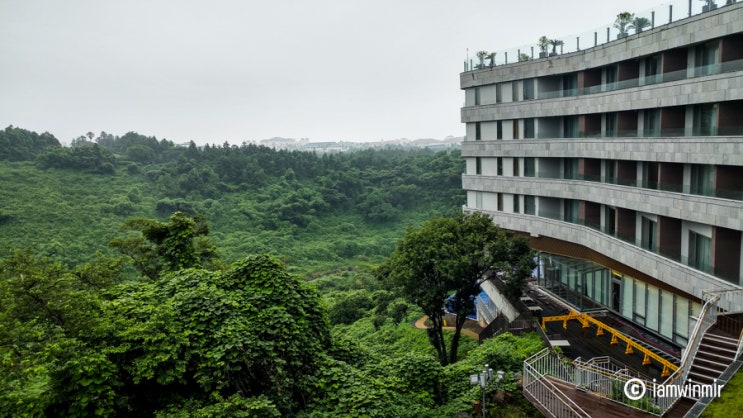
[413,315,481,339]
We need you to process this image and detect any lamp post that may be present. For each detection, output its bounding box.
[470,365,504,418]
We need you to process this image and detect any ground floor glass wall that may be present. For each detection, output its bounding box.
[536,252,700,346]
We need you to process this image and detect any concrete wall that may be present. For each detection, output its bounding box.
[462,175,743,231]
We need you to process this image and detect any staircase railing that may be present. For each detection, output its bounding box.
[655,293,720,414]
[523,349,590,418]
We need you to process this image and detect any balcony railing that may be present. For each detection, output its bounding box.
[532,60,743,100]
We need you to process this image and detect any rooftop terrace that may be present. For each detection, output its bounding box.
[464,0,740,71]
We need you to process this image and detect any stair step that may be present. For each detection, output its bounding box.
[695,352,736,364]
[690,363,724,377]
[698,342,738,356]
[702,333,739,346]
[687,371,717,384]
[694,356,730,369]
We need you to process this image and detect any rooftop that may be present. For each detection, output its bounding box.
[464,0,740,71]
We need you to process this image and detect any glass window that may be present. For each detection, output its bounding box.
[644,109,660,137]
[646,285,659,331]
[514,158,520,177]
[641,216,657,252]
[524,195,536,215]
[524,118,535,139]
[606,112,617,137]
[523,78,535,100]
[497,157,503,176]
[475,157,482,175]
[514,196,520,213]
[634,280,646,326]
[476,191,483,209]
[475,122,481,140]
[693,103,718,136]
[675,297,689,343]
[524,158,535,177]
[497,121,503,140]
[497,193,503,211]
[660,290,674,338]
[622,276,634,319]
[689,230,711,273]
[690,164,714,196]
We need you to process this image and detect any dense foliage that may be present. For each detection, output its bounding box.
[379,213,536,365]
[0,127,464,274]
[1,127,548,416]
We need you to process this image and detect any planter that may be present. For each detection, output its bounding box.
[617,33,628,39]
[539,52,548,58]
[549,52,557,57]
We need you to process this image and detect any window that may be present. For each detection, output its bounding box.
[606,65,618,90]
[641,216,657,251]
[644,109,660,137]
[514,196,520,213]
[524,195,536,215]
[606,112,617,137]
[524,157,535,177]
[523,79,535,100]
[474,87,481,105]
[497,193,503,211]
[605,160,616,184]
[475,157,482,175]
[475,122,481,140]
[563,200,578,223]
[563,74,578,96]
[513,120,520,139]
[688,231,711,273]
[693,103,718,136]
[512,82,519,102]
[514,158,520,177]
[497,157,503,176]
[563,116,578,138]
[695,40,719,76]
[496,121,503,140]
[644,55,660,84]
[475,192,483,209]
[564,158,577,180]
[524,118,535,139]
[690,164,714,196]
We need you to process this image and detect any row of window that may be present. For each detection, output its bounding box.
[468,157,743,201]
[469,100,743,141]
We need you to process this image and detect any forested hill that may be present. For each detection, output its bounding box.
[0,126,465,274]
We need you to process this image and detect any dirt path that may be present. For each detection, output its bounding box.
[413,315,481,339]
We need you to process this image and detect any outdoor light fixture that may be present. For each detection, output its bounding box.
[470,364,503,418]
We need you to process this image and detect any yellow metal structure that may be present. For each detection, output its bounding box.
[541,310,677,377]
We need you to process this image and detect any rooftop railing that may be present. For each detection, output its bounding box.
[464,0,740,71]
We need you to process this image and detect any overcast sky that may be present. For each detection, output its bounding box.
[2,0,661,145]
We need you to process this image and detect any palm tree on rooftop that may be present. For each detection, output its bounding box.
[629,16,651,34]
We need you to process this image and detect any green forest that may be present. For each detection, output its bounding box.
[0,126,545,417]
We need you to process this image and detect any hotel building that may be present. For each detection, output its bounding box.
[461,2,743,352]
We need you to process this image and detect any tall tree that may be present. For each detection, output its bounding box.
[380,212,535,365]
[110,212,219,279]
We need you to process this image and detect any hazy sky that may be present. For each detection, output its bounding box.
[1,0,658,144]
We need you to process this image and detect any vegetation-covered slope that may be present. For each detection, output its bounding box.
[0,126,464,274]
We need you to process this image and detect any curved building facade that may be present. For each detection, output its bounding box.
[461,4,743,347]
